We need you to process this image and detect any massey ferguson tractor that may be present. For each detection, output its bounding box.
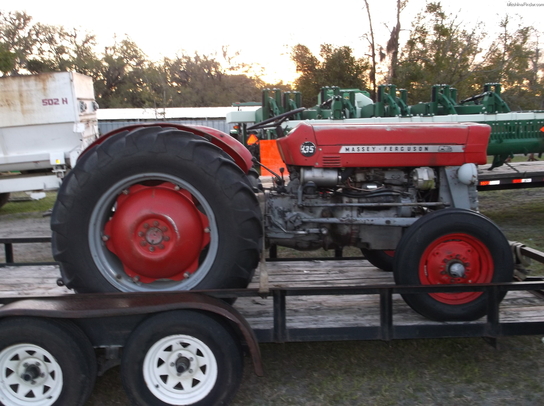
[51,109,514,322]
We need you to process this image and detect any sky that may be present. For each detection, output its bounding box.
[1,0,542,83]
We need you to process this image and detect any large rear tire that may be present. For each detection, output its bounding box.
[51,126,262,293]
[393,209,513,321]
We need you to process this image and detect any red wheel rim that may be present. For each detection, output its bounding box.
[103,183,210,283]
[418,233,494,304]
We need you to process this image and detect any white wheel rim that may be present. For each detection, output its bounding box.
[143,334,218,405]
[0,344,63,406]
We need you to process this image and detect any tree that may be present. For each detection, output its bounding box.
[395,2,484,103]
[474,16,541,110]
[291,44,369,106]
[0,42,15,74]
[363,0,378,98]
[385,0,409,84]
[161,51,263,107]
[0,11,99,76]
[0,10,288,107]
[93,37,151,108]
[0,10,36,74]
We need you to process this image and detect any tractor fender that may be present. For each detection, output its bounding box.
[0,292,263,376]
[81,123,254,173]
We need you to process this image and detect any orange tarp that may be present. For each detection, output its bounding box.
[259,140,285,177]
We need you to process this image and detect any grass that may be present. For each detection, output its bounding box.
[479,188,544,274]
[230,336,544,406]
[0,192,57,215]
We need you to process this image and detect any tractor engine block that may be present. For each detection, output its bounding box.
[264,165,477,252]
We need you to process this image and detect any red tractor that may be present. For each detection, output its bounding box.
[51,110,513,321]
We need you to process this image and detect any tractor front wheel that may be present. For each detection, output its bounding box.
[393,209,513,321]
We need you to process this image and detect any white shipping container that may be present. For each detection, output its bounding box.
[0,72,99,195]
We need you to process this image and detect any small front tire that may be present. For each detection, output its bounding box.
[361,249,394,272]
[393,209,514,321]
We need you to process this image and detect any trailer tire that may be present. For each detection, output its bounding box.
[121,310,243,406]
[393,209,513,321]
[0,317,96,406]
[51,126,262,294]
[361,249,394,272]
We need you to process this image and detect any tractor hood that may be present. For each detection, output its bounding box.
[275,122,490,168]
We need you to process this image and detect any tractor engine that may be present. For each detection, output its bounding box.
[263,121,489,252]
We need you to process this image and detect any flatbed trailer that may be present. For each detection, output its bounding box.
[1,238,544,405]
[478,161,544,190]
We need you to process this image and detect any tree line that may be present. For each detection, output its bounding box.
[1,2,543,110]
[0,11,269,108]
[292,2,543,110]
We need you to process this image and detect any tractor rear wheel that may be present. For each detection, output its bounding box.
[51,126,262,293]
[393,209,513,321]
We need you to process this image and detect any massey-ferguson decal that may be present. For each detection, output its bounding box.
[339,145,465,153]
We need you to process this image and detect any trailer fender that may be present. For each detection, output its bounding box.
[81,123,254,173]
[0,292,263,376]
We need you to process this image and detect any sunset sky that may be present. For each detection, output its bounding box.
[2,0,540,83]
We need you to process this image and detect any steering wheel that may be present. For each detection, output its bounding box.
[247,107,306,131]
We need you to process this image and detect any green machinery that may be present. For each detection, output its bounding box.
[227,83,544,168]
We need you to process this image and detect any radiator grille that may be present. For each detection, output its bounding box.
[322,155,342,167]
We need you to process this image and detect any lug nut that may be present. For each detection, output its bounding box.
[102,235,110,242]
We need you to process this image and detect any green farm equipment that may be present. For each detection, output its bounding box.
[227,83,544,169]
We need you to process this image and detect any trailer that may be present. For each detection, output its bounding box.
[0,238,544,405]
[478,160,544,190]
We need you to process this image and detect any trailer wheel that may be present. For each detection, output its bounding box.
[0,317,96,406]
[393,209,513,321]
[361,249,394,272]
[121,310,243,406]
[51,126,262,293]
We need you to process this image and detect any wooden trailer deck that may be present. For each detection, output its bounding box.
[2,259,544,340]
